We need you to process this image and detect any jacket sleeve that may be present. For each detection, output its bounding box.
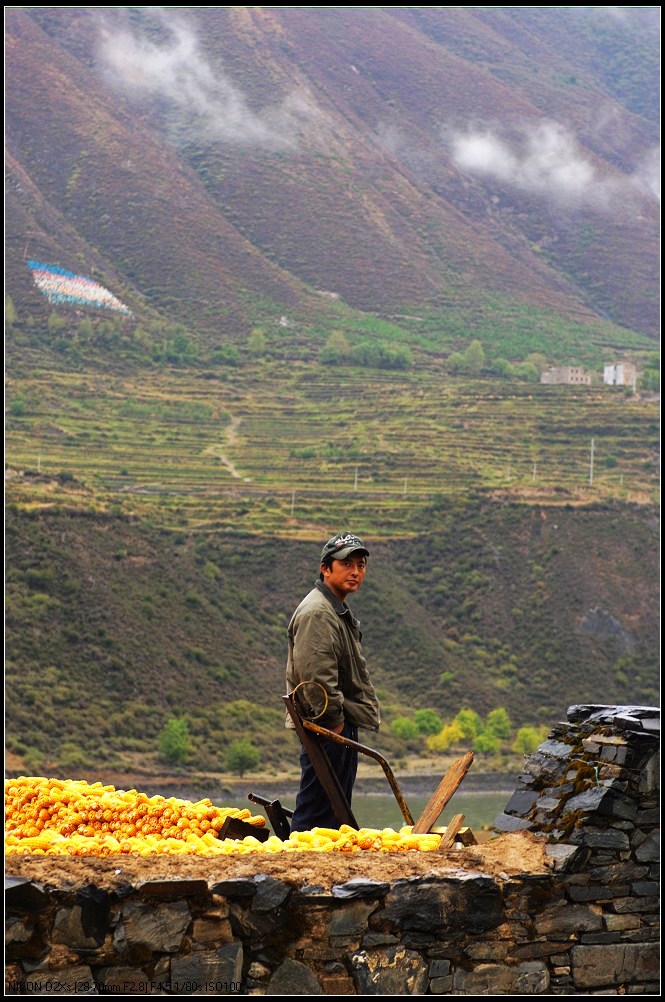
[292,609,345,729]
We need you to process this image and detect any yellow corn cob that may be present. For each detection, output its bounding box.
[5,777,442,856]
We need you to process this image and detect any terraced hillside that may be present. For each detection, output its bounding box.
[6,365,659,535]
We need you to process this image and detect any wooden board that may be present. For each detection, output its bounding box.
[282,695,358,829]
[412,751,474,834]
[437,813,465,852]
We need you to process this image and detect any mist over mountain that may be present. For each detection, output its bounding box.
[6,6,660,347]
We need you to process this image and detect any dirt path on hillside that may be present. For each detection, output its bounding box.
[203,416,251,481]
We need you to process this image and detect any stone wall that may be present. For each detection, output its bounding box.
[5,705,659,995]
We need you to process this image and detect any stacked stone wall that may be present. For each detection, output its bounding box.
[5,705,659,995]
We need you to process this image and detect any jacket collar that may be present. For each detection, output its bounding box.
[315,579,351,618]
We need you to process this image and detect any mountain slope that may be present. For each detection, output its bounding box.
[5,6,659,348]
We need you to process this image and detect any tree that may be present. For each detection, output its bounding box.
[473,730,500,755]
[157,718,191,765]
[247,328,267,356]
[320,330,350,365]
[391,716,420,740]
[48,312,67,333]
[486,707,512,739]
[6,295,17,327]
[454,708,482,740]
[225,739,261,777]
[426,721,464,752]
[492,358,514,378]
[640,367,660,392]
[526,352,548,373]
[414,708,443,735]
[463,339,486,375]
[512,726,548,755]
[514,361,540,382]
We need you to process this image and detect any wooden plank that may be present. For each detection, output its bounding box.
[412,751,474,834]
[438,813,465,852]
[283,695,358,829]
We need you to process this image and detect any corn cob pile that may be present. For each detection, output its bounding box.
[5,776,442,857]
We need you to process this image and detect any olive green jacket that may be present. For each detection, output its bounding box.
[285,581,381,731]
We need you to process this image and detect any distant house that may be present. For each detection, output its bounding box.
[604,362,637,388]
[540,365,592,385]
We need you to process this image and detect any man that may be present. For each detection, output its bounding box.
[286,531,381,832]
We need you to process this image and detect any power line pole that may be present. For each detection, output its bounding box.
[291,490,295,516]
[403,478,408,497]
[354,466,358,491]
[589,438,595,486]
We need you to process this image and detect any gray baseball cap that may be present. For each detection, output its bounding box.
[320,532,369,562]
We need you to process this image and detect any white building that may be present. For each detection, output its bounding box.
[540,366,591,385]
[604,362,637,388]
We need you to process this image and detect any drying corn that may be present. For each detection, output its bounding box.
[5,777,442,856]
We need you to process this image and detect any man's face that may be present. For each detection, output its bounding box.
[321,552,367,601]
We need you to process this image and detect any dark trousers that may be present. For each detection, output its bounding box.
[290,721,359,833]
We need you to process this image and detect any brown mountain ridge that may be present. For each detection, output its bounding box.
[5,6,660,347]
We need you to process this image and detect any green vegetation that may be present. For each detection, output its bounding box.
[157,718,192,765]
[225,739,261,777]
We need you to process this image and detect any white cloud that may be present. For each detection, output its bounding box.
[449,120,660,210]
[96,12,318,149]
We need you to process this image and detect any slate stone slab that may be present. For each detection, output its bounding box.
[332,879,390,900]
[53,903,110,950]
[631,881,659,896]
[503,790,539,817]
[509,941,573,960]
[545,843,587,873]
[568,885,627,902]
[634,831,659,862]
[95,967,151,993]
[571,943,660,988]
[381,875,502,935]
[567,705,660,729]
[327,901,377,937]
[452,963,519,994]
[569,827,630,850]
[252,875,291,912]
[538,739,575,758]
[350,946,429,995]
[292,886,335,905]
[137,879,208,898]
[429,975,453,994]
[171,943,243,991]
[428,960,451,978]
[362,932,398,947]
[516,961,550,994]
[493,812,535,833]
[267,958,323,995]
[535,902,603,936]
[210,879,256,898]
[23,965,97,994]
[118,899,191,952]
[5,878,49,913]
